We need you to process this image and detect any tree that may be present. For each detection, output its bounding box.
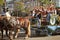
[14,1,31,14]
[0,0,3,5]
[14,2,25,12]
[38,0,54,6]
[14,2,28,17]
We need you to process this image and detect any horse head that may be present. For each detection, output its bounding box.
[5,11,11,20]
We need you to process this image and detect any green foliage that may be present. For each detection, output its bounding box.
[25,7,30,13]
[0,0,3,5]
[39,0,55,6]
[15,2,30,13]
[15,2,25,12]
[42,0,50,4]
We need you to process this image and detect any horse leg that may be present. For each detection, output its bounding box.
[14,29,20,39]
[6,30,12,40]
[28,22,31,37]
[6,29,9,37]
[6,30,11,40]
[25,22,31,39]
[1,29,3,39]
[9,30,13,40]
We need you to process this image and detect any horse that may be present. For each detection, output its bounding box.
[0,16,4,39]
[3,11,31,40]
[0,16,9,40]
[0,11,20,40]
[14,17,31,39]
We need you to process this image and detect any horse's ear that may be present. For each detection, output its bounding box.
[11,12,13,16]
[30,11,32,13]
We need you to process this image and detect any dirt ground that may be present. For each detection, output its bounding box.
[0,34,60,40]
[0,31,60,40]
[13,35,60,40]
[29,35,60,40]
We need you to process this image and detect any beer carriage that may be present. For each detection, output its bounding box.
[30,6,60,36]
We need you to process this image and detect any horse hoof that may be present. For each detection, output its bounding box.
[0,39,5,40]
[10,36,13,40]
[15,36,17,39]
[10,39,13,40]
[24,37,28,39]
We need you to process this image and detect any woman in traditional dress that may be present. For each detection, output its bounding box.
[49,4,57,25]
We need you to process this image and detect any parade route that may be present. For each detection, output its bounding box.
[14,35,60,40]
[0,35,60,40]
[0,30,60,40]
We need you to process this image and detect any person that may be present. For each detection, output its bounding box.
[46,6,51,23]
[35,11,41,28]
[49,4,57,25]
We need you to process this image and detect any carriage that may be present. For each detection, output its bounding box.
[30,6,60,37]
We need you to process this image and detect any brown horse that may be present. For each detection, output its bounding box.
[14,17,31,39]
[3,11,31,40]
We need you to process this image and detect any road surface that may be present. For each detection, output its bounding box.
[0,30,60,40]
[0,35,60,40]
